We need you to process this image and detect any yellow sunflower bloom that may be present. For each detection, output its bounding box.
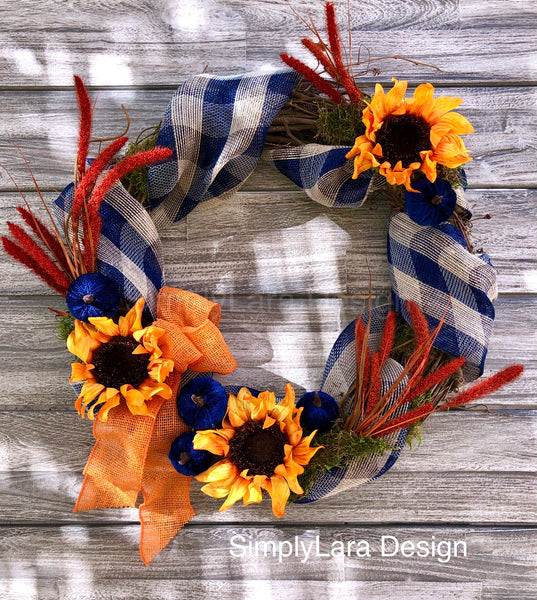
[346,78,473,192]
[67,297,174,421]
[193,384,320,517]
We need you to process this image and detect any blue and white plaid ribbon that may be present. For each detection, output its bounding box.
[388,211,497,381]
[147,69,300,226]
[54,182,165,319]
[269,144,376,207]
[298,305,408,503]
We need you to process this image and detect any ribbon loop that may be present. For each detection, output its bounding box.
[148,70,300,226]
[388,211,497,380]
[297,305,409,503]
[269,144,376,207]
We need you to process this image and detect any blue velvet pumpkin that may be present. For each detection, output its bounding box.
[405,177,457,227]
[297,391,339,433]
[169,431,214,476]
[66,273,120,322]
[177,377,229,430]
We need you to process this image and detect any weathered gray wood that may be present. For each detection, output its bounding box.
[0,0,535,595]
[0,467,535,525]
[0,1,535,86]
[0,86,535,190]
[0,525,534,600]
[1,410,535,475]
[235,0,537,31]
[1,188,536,296]
[0,296,533,409]
[53,581,485,600]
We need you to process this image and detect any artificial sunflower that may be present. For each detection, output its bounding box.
[346,78,473,191]
[67,297,174,421]
[193,384,320,517]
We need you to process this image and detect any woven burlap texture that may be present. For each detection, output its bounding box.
[74,286,237,564]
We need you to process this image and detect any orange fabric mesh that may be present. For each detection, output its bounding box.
[155,286,237,375]
[139,370,192,565]
[74,398,162,511]
[74,286,237,563]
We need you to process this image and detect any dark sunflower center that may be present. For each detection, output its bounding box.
[375,114,431,168]
[92,336,150,389]
[228,420,287,478]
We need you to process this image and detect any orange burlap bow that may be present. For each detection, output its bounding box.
[74,286,237,563]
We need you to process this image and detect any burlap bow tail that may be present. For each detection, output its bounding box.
[74,286,237,564]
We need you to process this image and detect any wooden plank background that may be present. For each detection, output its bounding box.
[0,1,536,598]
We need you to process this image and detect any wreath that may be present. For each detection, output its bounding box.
[1,2,523,564]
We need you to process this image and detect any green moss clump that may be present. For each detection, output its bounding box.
[56,313,75,341]
[405,391,433,449]
[316,100,368,146]
[437,165,466,189]
[122,123,161,206]
[288,426,393,503]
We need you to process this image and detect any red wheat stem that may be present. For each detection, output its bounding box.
[365,352,381,417]
[437,365,524,411]
[72,136,128,222]
[1,237,68,295]
[85,147,173,270]
[379,310,396,366]
[7,222,71,290]
[280,53,343,104]
[16,206,72,274]
[372,403,434,437]
[301,38,337,78]
[407,357,466,400]
[325,2,363,104]
[74,76,93,181]
[406,301,429,347]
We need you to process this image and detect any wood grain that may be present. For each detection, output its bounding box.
[0,296,533,409]
[0,526,534,600]
[0,0,535,596]
[53,581,485,600]
[1,409,535,474]
[0,1,535,86]
[0,86,535,189]
[1,470,535,527]
[1,188,536,296]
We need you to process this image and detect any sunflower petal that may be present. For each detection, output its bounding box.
[96,393,121,421]
[270,383,295,422]
[194,430,232,456]
[430,112,474,146]
[243,481,263,505]
[426,96,464,123]
[227,389,252,427]
[411,83,434,111]
[196,459,239,483]
[263,474,290,518]
[70,362,94,382]
[88,316,119,337]
[125,297,145,333]
[121,385,146,407]
[432,133,472,168]
[383,79,408,116]
[219,476,250,511]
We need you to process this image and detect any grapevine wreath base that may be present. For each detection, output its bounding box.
[1,2,523,564]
